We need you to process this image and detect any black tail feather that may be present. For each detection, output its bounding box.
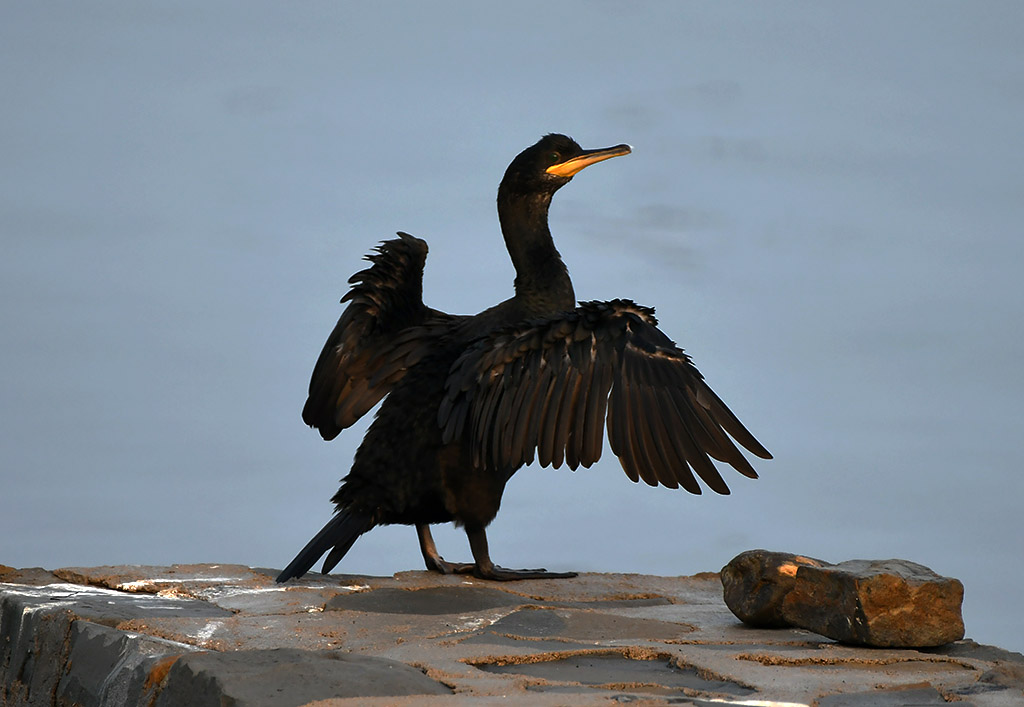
[276,511,375,582]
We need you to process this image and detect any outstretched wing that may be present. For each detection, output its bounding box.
[303,232,451,440]
[438,299,771,494]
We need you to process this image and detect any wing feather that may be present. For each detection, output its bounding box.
[538,355,570,468]
[524,357,557,465]
[439,299,770,494]
[494,358,523,462]
[474,370,505,468]
[607,375,641,483]
[633,350,690,490]
[623,353,661,487]
[507,358,540,466]
[565,341,596,470]
[651,386,703,494]
[303,233,451,440]
[584,359,613,467]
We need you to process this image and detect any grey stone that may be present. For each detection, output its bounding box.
[924,638,1024,664]
[557,596,672,609]
[56,621,188,707]
[1,592,72,706]
[815,685,950,706]
[1,583,221,707]
[721,550,965,647]
[459,632,576,650]
[476,653,754,696]
[324,585,521,614]
[485,606,693,641]
[489,606,570,637]
[54,564,262,593]
[153,648,452,706]
[2,582,230,627]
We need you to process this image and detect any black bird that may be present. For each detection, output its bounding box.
[276,134,771,582]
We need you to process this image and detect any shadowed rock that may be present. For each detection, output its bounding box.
[721,550,965,648]
[324,586,521,614]
[474,652,754,697]
[154,649,452,705]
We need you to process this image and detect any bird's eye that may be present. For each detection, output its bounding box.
[549,152,561,163]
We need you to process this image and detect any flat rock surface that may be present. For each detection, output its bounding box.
[2,563,1022,706]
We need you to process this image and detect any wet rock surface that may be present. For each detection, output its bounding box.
[2,563,1021,706]
[721,550,967,647]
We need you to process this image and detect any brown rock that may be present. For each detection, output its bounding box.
[719,550,829,628]
[0,565,63,585]
[721,550,965,648]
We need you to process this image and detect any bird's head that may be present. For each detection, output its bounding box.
[500,134,632,197]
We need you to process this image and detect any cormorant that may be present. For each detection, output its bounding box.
[276,134,771,582]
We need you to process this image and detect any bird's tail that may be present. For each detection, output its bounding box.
[275,511,375,582]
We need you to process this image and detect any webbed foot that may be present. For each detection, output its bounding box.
[473,565,577,581]
[465,525,576,581]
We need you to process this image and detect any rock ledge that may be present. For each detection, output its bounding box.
[2,563,1022,706]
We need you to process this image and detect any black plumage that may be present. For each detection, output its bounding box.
[276,134,771,583]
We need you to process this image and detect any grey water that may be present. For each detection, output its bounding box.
[2,3,1021,652]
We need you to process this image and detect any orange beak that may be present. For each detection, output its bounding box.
[545,143,632,178]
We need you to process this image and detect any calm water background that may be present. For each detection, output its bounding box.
[2,4,1021,651]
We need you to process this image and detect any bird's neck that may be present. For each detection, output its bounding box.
[498,190,575,313]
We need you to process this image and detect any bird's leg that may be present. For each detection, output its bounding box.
[416,523,475,574]
[465,525,577,580]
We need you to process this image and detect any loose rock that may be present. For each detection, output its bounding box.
[721,550,965,648]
